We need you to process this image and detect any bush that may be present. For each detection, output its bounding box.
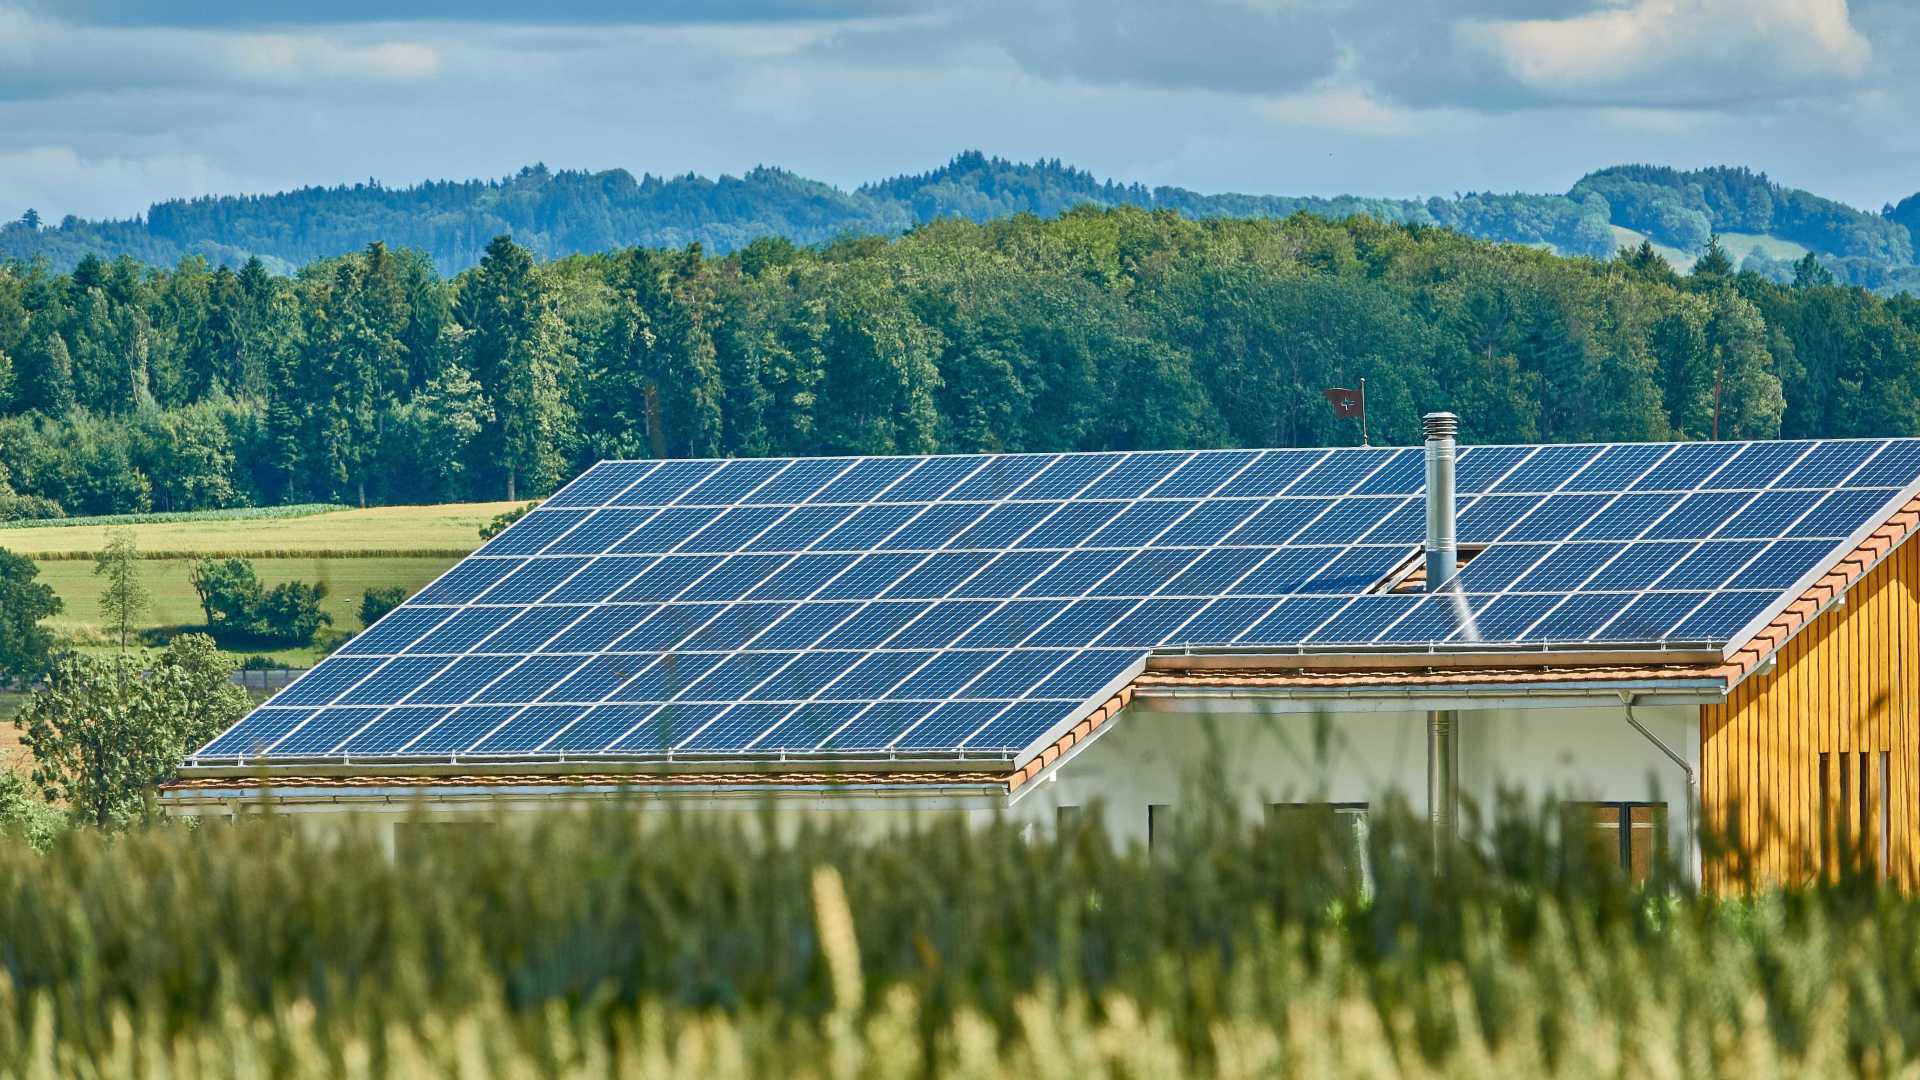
[358,585,409,628]
[252,581,330,645]
[185,556,331,646]
[0,491,64,523]
[0,766,64,852]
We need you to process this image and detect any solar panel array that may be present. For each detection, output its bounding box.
[196,438,1920,765]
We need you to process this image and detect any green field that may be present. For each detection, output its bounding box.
[1609,224,1696,271]
[2,501,518,560]
[1718,230,1813,265]
[4,502,511,667]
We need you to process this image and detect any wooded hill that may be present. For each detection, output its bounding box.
[4,154,1919,293]
[1,208,1917,522]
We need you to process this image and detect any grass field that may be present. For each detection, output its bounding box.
[1719,230,1812,265]
[1609,224,1696,270]
[4,502,510,667]
[1,501,518,560]
[0,805,1912,1075]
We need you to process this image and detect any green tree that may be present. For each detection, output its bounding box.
[187,556,261,631]
[0,548,62,688]
[1791,253,1836,289]
[359,585,409,628]
[457,236,575,499]
[93,528,147,653]
[1691,234,1735,281]
[14,634,248,829]
[379,362,490,502]
[252,581,330,645]
[1704,289,1786,439]
[17,332,75,416]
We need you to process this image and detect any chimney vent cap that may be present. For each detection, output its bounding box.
[1422,412,1459,441]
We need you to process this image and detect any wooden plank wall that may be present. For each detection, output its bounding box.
[1701,536,1920,889]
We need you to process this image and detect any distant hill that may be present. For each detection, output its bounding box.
[3,151,1917,291]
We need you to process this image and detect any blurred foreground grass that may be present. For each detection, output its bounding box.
[0,798,1909,1077]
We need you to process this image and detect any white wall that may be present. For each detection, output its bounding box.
[1010,699,1698,861]
[182,697,1701,869]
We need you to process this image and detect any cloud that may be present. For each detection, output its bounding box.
[0,146,245,221]
[0,0,1916,225]
[27,0,916,28]
[971,0,1342,98]
[1451,0,1872,109]
[0,6,442,101]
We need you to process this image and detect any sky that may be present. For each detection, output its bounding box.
[3,0,1918,222]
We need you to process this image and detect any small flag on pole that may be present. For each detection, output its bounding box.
[1323,387,1362,418]
[1324,378,1369,445]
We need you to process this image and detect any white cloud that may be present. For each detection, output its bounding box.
[1259,87,1478,138]
[0,146,250,221]
[1457,0,1870,108]
[0,6,441,100]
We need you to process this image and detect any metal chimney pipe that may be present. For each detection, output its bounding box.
[1423,412,1459,591]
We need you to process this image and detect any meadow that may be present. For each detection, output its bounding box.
[0,799,1906,1077]
[3,502,512,667]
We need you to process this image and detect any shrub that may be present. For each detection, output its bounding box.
[358,585,410,628]
[185,556,331,646]
[252,581,330,645]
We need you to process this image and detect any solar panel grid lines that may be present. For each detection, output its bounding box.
[1431,443,1676,644]
[1646,441,1834,642]
[1711,441,1920,652]
[520,459,870,755]
[1408,443,1685,645]
[812,454,1156,752]
[440,467,795,755]
[417,464,794,757]
[827,453,1144,754]
[574,456,920,754]
[664,453,1009,754]
[1224,448,1423,648]
[1151,482,1340,642]
[856,449,1182,753]
[191,439,1920,766]
[410,457,828,758]
[947,449,1271,751]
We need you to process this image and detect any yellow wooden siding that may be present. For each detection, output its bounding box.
[1701,536,1920,889]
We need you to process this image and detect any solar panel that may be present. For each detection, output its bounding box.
[196,439,1920,766]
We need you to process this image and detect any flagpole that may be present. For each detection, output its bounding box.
[1359,378,1369,446]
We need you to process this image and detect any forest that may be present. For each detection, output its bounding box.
[1,207,1918,521]
[4,153,1919,291]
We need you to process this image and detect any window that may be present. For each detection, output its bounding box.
[1566,802,1666,883]
[1148,804,1173,851]
[1268,802,1370,893]
[1818,750,1889,880]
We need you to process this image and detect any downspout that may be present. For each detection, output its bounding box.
[1424,412,1460,852]
[1620,690,1698,883]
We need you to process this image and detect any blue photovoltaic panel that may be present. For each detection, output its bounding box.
[543,461,654,507]
[196,439,1920,766]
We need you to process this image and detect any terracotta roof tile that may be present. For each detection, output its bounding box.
[166,771,1009,793]
[1132,664,1716,688]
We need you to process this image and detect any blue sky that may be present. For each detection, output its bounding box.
[3,0,1916,220]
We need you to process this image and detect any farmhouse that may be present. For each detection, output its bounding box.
[166,419,1920,888]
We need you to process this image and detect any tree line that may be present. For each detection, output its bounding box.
[2,208,1920,518]
[6,153,1918,288]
